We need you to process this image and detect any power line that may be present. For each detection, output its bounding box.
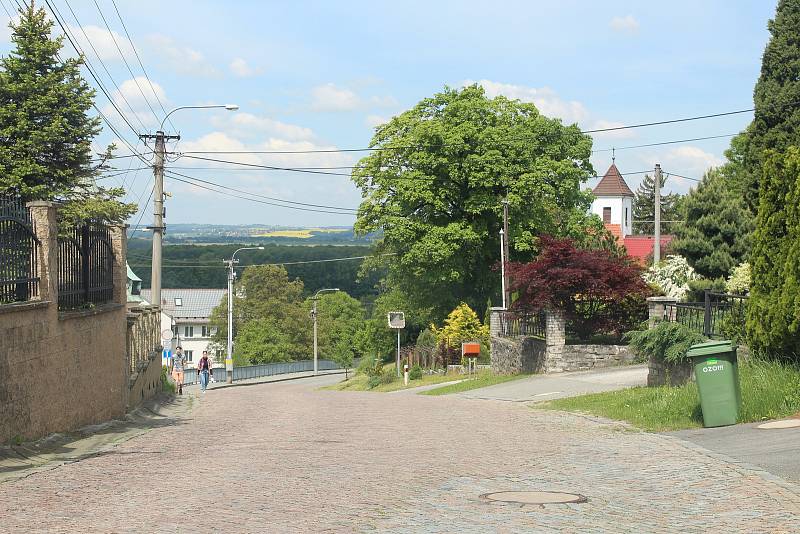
[593,133,738,154]
[129,253,396,269]
[109,0,175,131]
[91,0,161,126]
[127,184,154,240]
[164,172,358,215]
[180,155,354,177]
[165,169,358,212]
[58,0,149,131]
[44,0,142,138]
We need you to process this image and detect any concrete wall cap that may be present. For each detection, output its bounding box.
[647,296,678,303]
[25,200,57,208]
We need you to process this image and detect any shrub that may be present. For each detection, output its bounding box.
[725,262,751,295]
[432,303,489,349]
[685,278,726,303]
[509,236,652,341]
[160,366,175,394]
[367,375,382,389]
[642,255,699,300]
[409,364,423,380]
[624,321,707,364]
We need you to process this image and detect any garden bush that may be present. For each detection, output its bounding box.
[685,278,726,303]
[725,262,751,295]
[409,364,423,380]
[642,255,699,300]
[624,321,707,364]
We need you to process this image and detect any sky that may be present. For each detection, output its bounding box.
[0,0,779,227]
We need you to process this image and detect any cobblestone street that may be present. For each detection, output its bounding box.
[2,375,799,533]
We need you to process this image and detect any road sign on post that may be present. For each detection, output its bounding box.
[388,312,405,376]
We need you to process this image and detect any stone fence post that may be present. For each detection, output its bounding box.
[544,310,566,372]
[26,201,58,303]
[489,307,505,338]
[647,296,677,328]
[109,224,128,306]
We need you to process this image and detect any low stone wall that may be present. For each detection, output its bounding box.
[648,356,694,387]
[491,336,546,374]
[128,353,163,409]
[559,344,639,372]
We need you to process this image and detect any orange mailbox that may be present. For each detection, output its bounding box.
[462,342,481,357]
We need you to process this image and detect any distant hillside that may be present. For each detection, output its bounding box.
[128,224,378,245]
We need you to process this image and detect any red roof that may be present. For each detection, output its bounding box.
[624,235,674,264]
[593,163,634,197]
[604,223,622,241]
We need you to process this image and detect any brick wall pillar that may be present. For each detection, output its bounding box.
[545,309,566,372]
[26,201,58,303]
[489,307,505,338]
[647,296,677,328]
[109,224,128,306]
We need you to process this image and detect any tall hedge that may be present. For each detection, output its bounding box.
[742,0,800,212]
[746,148,800,359]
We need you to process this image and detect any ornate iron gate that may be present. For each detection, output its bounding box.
[0,197,40,304]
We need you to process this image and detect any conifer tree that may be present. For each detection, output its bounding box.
[631,174,682,235]
[741,0,800,212]
[671,169,753,280]
[0,4,134,224]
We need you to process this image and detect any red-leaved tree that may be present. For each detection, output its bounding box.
[507,236,651,340]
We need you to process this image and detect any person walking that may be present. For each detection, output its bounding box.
[197,350,213,393]
[171,346,186,395]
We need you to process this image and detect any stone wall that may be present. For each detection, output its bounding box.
[647,356,694,387]
[560,344,639,372]
[490,308,638,374]
[0,202,129,443]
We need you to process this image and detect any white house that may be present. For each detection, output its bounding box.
[140,288,226,368]
[590,161,634,239]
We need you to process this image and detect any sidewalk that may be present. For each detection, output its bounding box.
[456,364,648,402]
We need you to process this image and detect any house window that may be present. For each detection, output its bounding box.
[202,326,210,337]
[625,207,629,228]
[185,350,194,362]
[174,297,183,306]
[603,207,611,224]
[184,326,194,338]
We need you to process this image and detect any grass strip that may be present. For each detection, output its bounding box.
[421,372,531,396]
[540,358,800,432]
[323,368,460,392]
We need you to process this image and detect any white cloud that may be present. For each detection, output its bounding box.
[146,34,219,78]
[311,83,361,111]
[365,114,389,128]
[1,14,18,43]
[310,83,397,112]
[210,112,314,141]
[230,57,262,78]
[466,79,590,124]
[609,15,640,34]
[102,76,168,128]
[68,24,135,62]
[660,146,723,183]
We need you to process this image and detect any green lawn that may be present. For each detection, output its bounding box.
[541,358,800,432]
[421,372,531,395]
[323,366,461,392]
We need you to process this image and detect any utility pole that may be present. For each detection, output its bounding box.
[139,130,179,309]
[654,163,662,264]
[499,229,506,309]
[502,197,510,309]
[225,257,236,384]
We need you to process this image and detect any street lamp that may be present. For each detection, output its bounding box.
[224,246,264,384]
[311,288,339,376]
[141,103,239,312]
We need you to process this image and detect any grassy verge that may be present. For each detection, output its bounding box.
[541,358,800,432]
[324,366,461,392]
[421,372,531,396]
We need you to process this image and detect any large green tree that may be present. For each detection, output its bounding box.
[671,169,753,279]
[351,85,595,321]
[631,174,683,235]
[741,0,800,212]
[305,291,365,360]
[0,4,133,223]
[746,147,800,359]
[209,265,311,364]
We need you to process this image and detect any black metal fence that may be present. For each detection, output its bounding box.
[663,291,749,339]
[182,358,359,385]
[0,197,40,304]
[497,310,546,339]
[58,224,115,310]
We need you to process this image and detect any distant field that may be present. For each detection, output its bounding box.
[251,228,350,239]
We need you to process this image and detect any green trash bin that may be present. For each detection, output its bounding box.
[687,340,740,427]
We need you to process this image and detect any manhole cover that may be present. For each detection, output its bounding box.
[481,491,587,505]
[757,419,800,430]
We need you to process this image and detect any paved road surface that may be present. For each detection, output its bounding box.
[1,374,798,532]
[457,365,648,402]
[668,421,800,484]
